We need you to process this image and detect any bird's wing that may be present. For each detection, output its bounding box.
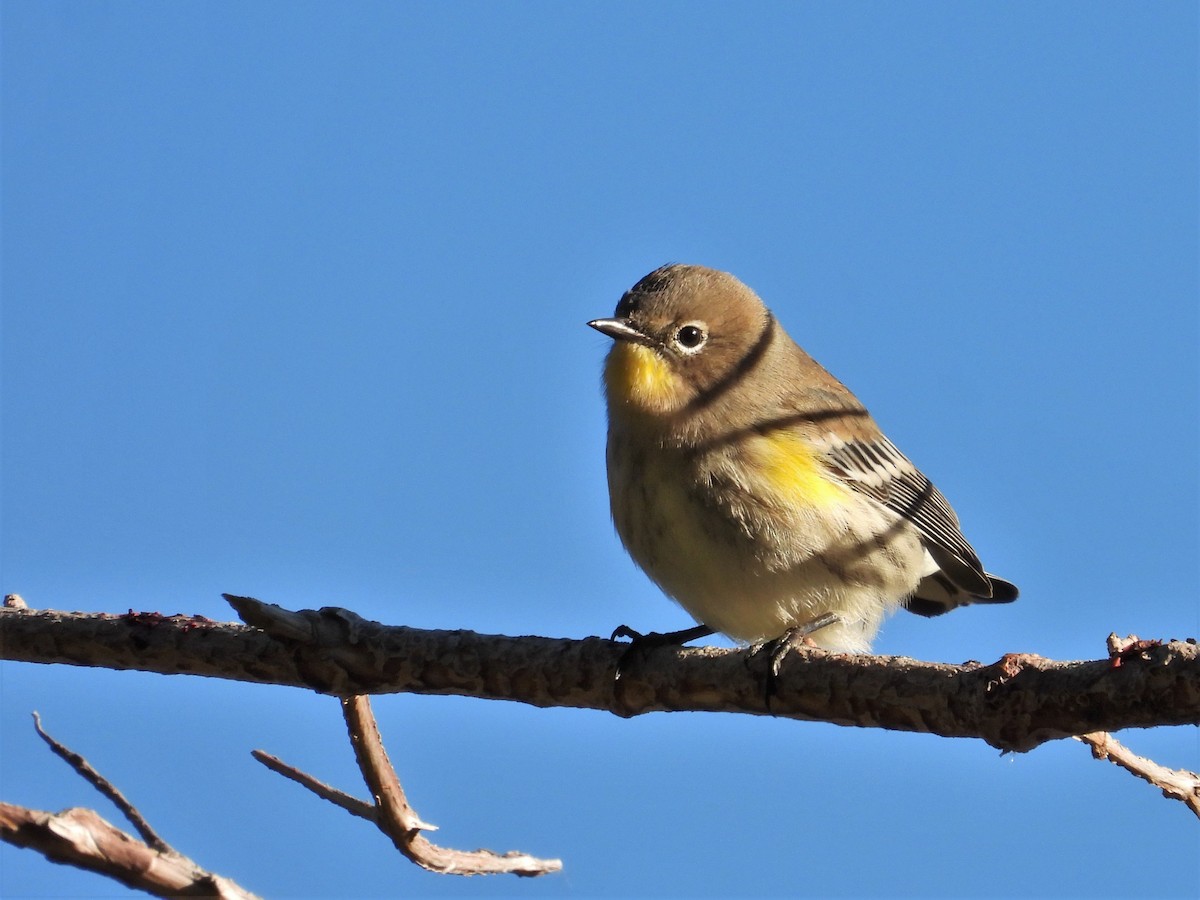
[820,434,994,598]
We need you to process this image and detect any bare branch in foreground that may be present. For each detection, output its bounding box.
[1,718,259,899]
[32,711,170,852]
[255,696,561,877]
[1077,732,1200,820]
[0,804,259,900]
[1,595,1198,752]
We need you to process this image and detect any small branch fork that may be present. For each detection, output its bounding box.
[252,695,562,877]
[0,714,258,899]
[31,712,170,852]
[1071,634,1200,821]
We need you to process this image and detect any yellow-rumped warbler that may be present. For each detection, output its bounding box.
[589,264,1017,653]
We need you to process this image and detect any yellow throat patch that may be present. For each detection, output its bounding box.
[604,342,682,413]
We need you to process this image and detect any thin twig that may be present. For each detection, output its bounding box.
[31,712,172,853]
[250,749,379,823]
[1077,732,1200,819]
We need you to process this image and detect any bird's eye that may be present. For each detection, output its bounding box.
[674,323,708,352]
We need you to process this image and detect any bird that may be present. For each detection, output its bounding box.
[588,263,1017,654]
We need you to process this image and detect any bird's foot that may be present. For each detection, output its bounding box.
[749,612,842,706]
[609,623,714,679]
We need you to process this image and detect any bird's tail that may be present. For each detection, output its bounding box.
[905,571,1018,618]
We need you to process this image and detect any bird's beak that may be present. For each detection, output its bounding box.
[587,317,656,348]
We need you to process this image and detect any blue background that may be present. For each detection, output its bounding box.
[3,2,1197,897]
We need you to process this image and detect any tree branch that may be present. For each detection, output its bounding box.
[251,750,378,823]
[1077,732,1200,819]
[1,595,1197,752]
[250,698,561,876]
[31,711,171,852]
[343,694,561,875]
[1,716,259,899]
[0,804,259,899]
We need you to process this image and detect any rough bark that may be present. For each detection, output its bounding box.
[2,597,1197,752]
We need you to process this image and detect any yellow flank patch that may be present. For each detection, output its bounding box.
[605,342,680,412]
[750,430,848,508]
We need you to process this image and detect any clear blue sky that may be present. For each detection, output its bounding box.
[3,2,1197,896]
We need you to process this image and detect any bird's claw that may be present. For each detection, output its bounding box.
[609,623,714,679]
[750,613,842,706]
